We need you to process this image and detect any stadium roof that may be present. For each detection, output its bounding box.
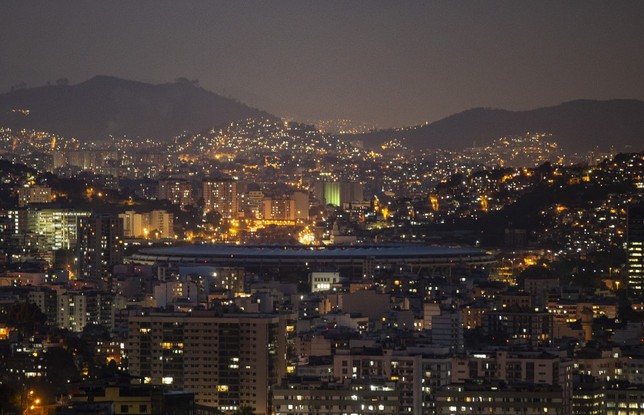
[128,244,493,267]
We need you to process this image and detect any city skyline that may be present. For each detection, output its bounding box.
[1,2,644,415]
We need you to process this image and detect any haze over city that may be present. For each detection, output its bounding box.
[2,1,644,127]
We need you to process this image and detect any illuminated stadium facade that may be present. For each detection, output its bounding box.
[128,244,494,278]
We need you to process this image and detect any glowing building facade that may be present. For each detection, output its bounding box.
[628,204,644,299]
[203,178,238,219]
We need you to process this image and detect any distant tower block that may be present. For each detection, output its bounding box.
[202,178,238,219]
[581,306,593,343]
[627,204,644,300]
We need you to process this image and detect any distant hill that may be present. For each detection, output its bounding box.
[0,76,275,140]
[344,99,644,151]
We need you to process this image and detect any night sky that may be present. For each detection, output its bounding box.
[2,1,644,128]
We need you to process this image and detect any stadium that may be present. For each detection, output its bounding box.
[127,244,494,277]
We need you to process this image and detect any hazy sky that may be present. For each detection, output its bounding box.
[2,1,644,127]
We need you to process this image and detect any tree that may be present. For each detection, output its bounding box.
[205,210,222,229]
[4,302,46,336]
[81,324,111,342]
[45,347,79,387]
[0,385,21,413]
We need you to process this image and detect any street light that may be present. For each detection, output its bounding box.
[23,390,40,415]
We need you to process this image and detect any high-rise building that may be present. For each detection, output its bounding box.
[314,181,365,207]
[605,382,644,415]
[340,181,364,205]
[77,215,124,283]
[147,210,173,239]
[152,281,200,308]
[210,267,245,293]
[27,287,57,325]
[119,210,174,239]
[431,310,464,354]
[627,204,644,299]
[57,291,115,332]
[158,179,193,210]
[245,190,265,219]
[53,149,118,171]
[483,309,553,347]
[7,207,91,264]
[452,350,573,390]
[435,382,567,415]
[333,348,453,415]
[572,375,606,415]
[203,178,238,219]
[323,182,340,206]
[127,311,289,414]
[273,380,400,415]
[449,350,573,415]
[17,185,52,207]
[12,207,91,250]
[119,210,143,238]
[263,198,296,221]
[291,190,309,220]
[0,214,12,261]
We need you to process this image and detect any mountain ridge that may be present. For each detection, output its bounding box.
[1,76,643,152]
[0,75,276,140]
[343,99,644,151]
